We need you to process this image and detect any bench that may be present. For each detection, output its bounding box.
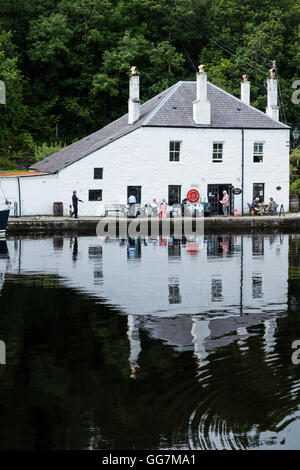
[105,204,126,217]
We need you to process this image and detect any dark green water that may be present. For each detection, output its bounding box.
[0,233,300,450]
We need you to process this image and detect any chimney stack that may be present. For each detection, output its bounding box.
[193,65,211,125]
[128,66,140,125]
[241,75,250,106]
[266,63,279,121]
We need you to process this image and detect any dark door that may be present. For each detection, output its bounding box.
[208,184,233,215]
[207,184,220,215]
[127,186,141,204]
[253,183,265,203]
[168,185,181,206]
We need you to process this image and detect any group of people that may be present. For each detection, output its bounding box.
[70,190,277,219]
[128,196,168,218]
[250,197,277,216]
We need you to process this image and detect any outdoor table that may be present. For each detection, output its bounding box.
[259,204,269,215]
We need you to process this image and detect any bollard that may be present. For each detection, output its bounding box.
[234,209,238,218]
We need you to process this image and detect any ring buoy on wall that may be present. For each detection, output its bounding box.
[187,189,200,203]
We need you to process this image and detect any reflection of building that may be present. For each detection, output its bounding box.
[2,234,289,367]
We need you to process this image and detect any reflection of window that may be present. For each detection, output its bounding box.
[252,236,264,256]
[211,278,223,302]
[89,189,102,201]
[253,183,264,202]
[253,143,264,163]
[169,141,181,161]
[252,273,263,298]
[94,267,103,285]
[212,143,223,162]
[168,239,181,258]
[168,284,182,304]
[168,278,182,304]
[89,246,102,258]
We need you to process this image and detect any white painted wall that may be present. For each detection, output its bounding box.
[57,126,289,216]
[0,175,58,216]
[243,128,290,212]
[0,126,290,216]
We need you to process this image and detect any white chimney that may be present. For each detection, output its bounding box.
[241,75,250,106]
[266,66,279,121]
[193,65,211,125]
[128,66,140,125]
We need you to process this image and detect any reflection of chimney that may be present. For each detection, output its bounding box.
[193,65,211,125]
[191,317,210,365]
[127,314,141,379]
[263,318,277,355]
[266,64,279,121]
[241,75,250,106]
[128,66,141,125]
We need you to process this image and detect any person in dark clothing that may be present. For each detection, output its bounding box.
[181,198,188,216]
[71,190,83,218]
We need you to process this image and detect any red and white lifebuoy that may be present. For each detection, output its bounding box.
[187,189,200,203]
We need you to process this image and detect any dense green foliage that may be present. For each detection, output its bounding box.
[290,147,300,195]
[0,0,299,168]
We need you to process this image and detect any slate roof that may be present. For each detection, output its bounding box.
[31,81,289,174]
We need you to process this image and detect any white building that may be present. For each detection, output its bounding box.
[0,66,290,216]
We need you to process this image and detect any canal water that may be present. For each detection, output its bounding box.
[0,233,299,450]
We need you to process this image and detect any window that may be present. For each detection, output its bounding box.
[89,189,102,201]
[212,143,223,162]
[169,141,181,161]
[253,183,264,202]
[253,143,264,163]
[94,168,103,179]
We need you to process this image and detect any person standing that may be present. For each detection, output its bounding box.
[220,190,230,217]
[128,194,136,205]
[150,198,158,217]
[159,199,168,218]
[71,190,83,218]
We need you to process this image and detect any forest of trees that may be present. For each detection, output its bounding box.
[0,0,299,170]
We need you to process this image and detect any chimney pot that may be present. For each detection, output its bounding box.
[266,62,279,121]
[241,75,250,106]
[193,64,211,125]
[128,66,140,124]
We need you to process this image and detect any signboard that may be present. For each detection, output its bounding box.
[187,189,200,202]
[233,188,242,195]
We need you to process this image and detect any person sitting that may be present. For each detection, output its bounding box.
[250,197,261,216]
[267,197,277,215]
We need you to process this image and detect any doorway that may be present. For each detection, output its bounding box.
[168,185,181,206]
[207,184,233,215]
[127,186,141,204]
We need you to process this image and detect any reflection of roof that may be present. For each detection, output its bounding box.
[0,171,49,177]
[144,316,194,351]
[30,81,288,174]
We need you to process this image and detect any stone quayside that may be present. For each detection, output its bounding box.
[6,214,300,234]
